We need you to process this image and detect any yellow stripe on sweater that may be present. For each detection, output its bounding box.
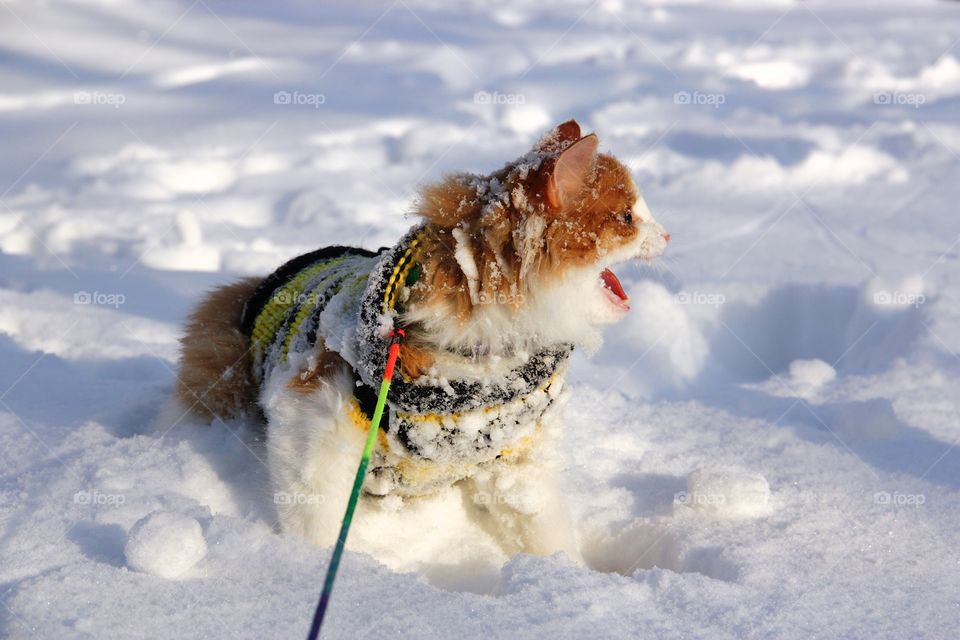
[382,237,421,313]
[278,271,344,364]
[250,257,346,354]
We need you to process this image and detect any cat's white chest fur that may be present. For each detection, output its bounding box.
[262,360,580,563]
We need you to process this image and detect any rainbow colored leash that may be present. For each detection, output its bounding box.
[306,328,405,640]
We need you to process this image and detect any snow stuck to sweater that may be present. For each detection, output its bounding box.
[2,1,960,639]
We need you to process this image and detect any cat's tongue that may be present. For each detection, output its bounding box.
[601,268,629,309]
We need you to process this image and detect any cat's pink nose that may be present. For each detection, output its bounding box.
[662,233,671,242]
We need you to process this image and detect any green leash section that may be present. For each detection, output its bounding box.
[306,329,405,640]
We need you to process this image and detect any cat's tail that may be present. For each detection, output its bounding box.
[175,277,263,423]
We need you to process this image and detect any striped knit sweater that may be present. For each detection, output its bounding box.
[240,225,572,496]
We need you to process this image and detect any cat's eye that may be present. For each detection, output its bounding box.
[621,211,633,224]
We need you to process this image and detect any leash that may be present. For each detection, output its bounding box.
[306,328,405,640]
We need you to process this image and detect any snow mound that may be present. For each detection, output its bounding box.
[787,358,836,388]
[125,511,208,579]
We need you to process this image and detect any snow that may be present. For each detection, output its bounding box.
[452,225,482,305]
[125,511,208,579]
[679,468,771,518]
[2,1,960,639]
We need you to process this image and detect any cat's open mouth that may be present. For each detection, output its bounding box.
[600,268,629,310]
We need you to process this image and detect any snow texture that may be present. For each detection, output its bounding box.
[124,511,208,579]
[2,1,960,639]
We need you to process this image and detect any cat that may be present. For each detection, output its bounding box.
[174,119,668,564]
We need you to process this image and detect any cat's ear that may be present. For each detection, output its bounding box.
[536,119,582,152]
[554,119,582,144]
[545,133,598,210]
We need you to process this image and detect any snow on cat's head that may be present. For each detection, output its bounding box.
[405,119,669,355]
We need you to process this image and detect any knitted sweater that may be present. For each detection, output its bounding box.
[240,226,572,496]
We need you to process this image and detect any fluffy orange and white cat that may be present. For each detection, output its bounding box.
[174,120,668,565]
